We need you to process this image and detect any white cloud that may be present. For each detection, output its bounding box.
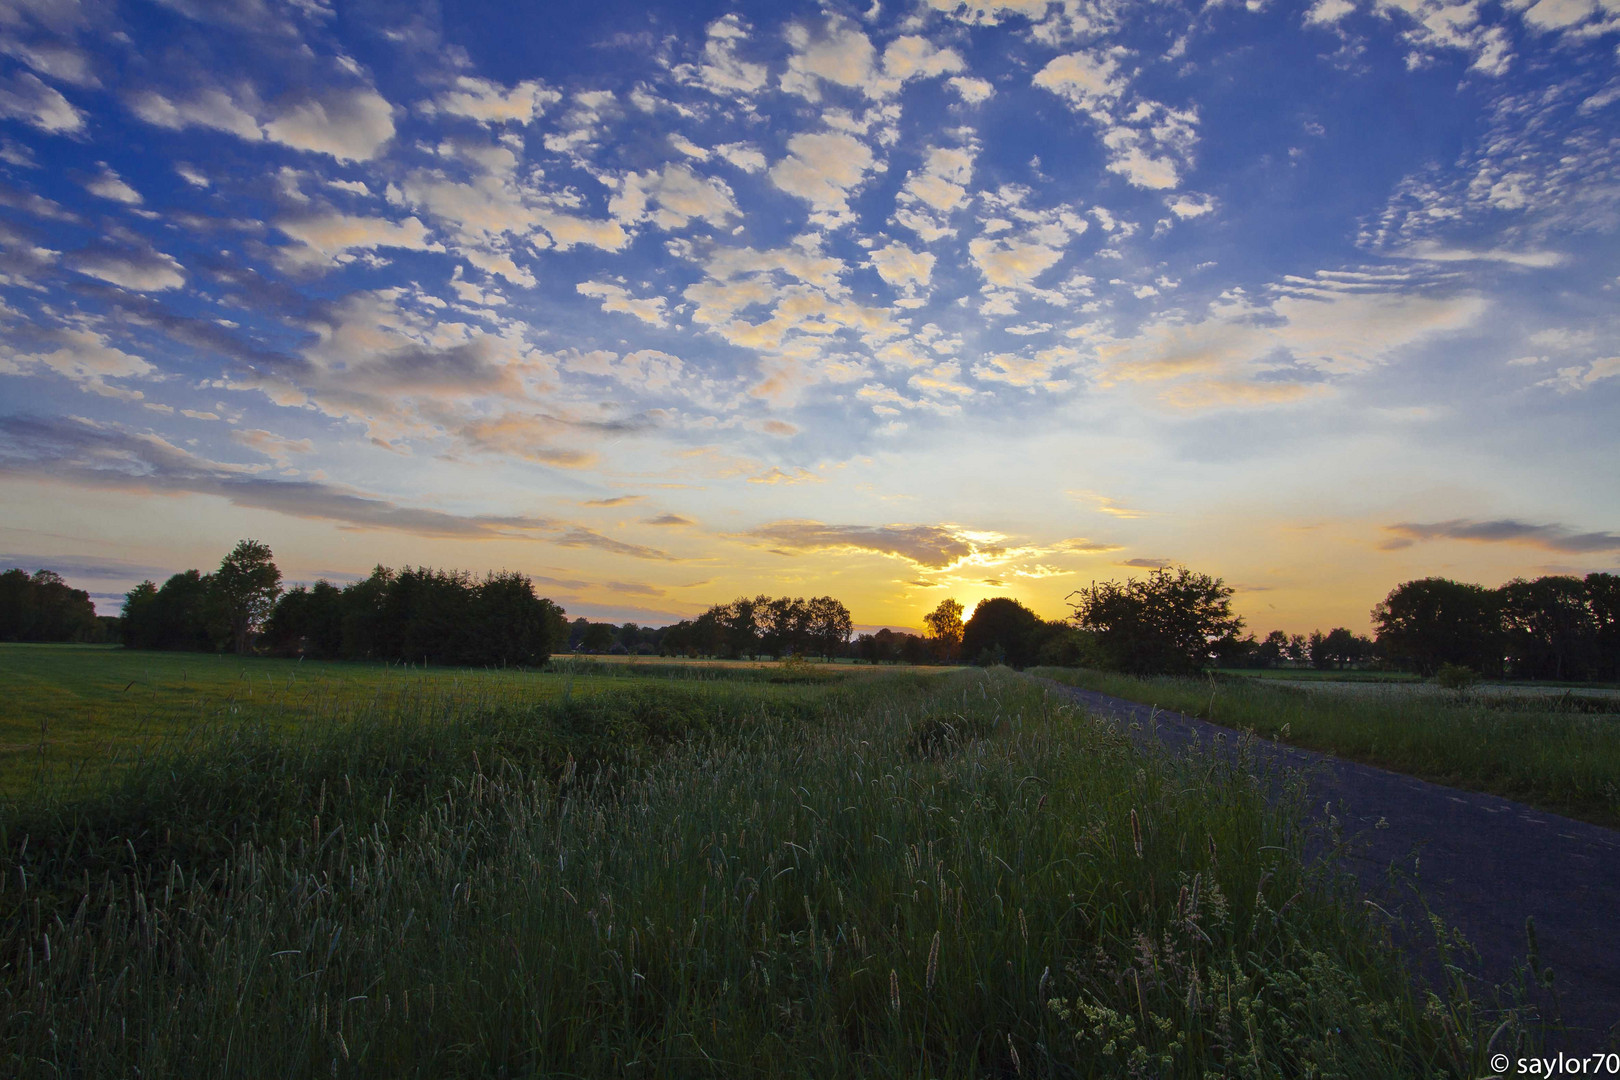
[869,240,935,289]
[1540,356,1620,392]
[682,14,769,96]
[781,21,878,100]
[0,329,156,397]
[948,76,995,103]
[129,87,262,141]
[894,143,976,241]
[577,281,669,327]
[1305,0,1356,24]
[264,87,396,162]
[0,71,83,133]
[922,0,1053,25]
[1166,192,1216,219]
[715,142,766,172]
[565,347,685,393]
[430,76,560,125]
[274,212,437,271]
[85,167,141,205]
[611,162,739,231]
[68,248,186,291]
[769,130,876,227]
[1034,49,1198,190]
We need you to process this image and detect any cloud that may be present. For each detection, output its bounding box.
[643,513,694,526]
[68,246,187,291]
[263,87,396,162]
[274,212,437,271]
[1118,557,1173,569]
[781,21,877,100]
[1383,519,1620,554]
[230,427,313,463]
[0,71,83,132]
[552,527,675,561]
[769,130,876,228]
[611,162,739,231]
[869,240,934,290]
[85,166,142,205]
[0,553,173,581]
[679,13,769,97]
[128,86,263,140]
[564,347,684,393]
[746,520,1000,569]
[1539,356,1620,392]
[0,414,562,538]
[1090,279,1486,408]
[1033,48,1198,190]
[0,327,157,400]
[576,281,669,327]
[428,76,560,125]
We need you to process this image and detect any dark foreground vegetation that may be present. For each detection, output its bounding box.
[1,662,1525,1077]
[1034,667,1620,828]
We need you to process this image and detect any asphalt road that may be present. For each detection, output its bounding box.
[1049,682,1620,1052]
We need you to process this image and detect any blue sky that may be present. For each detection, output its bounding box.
[0,0,1616,633]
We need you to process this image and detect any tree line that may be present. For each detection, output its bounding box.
[0,569,106,643]
[9,542,1618,683]
[117,541,564,668]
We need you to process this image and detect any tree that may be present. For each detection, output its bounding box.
[1499,576,1597,681]
[922,598,964,663]
[212,540,282,654]
[0,568,100,642]
[1372,577,1501,676]
[1309,627,1372,670]
[1589,573,1620,682]
[1068,566,1245,675]
[1255,630,1288,668]
[806,596,853,657]
[961,597,1045,668]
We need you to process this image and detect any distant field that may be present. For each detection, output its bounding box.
[1034,666,1620,827]
[0,644,891,790]
[0,658,1506,1076]
[1213,667,1422,683]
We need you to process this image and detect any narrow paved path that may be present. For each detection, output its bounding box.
[1050,683,1620,1051]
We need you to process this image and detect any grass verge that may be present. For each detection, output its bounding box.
[1,666,1526,1076]
[1031,666,1620,828]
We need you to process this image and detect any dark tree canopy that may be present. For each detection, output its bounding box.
[1371,577,1502,677]
[960,597,1045,669]
[0,568,101,643]
[1068,566,1245,675]
[922,598,964,663]
[212,539,282,655]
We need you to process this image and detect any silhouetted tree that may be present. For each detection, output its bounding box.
[1068,566,1244,675]
[961,597,1045,668]
[1499,575,1597,681]
[0,569,100,642]
[212,539,282,654]
[1372,577,1501,676]
[923,598,964,663]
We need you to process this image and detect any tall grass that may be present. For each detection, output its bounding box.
[1032,667,1620,828]
[2,669,1520,1076]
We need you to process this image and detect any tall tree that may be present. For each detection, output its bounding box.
[1372,577,1501,676]
[961,597,1045,669]
[212,540,282,654]
[922,598,964,663]
[1499,575,1597,681]
[1068,566,1245,675]
[806,596,853,658]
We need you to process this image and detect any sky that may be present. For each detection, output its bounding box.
[0,0,1616,635]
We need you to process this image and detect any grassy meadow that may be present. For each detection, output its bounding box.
[1032,667,1620,828]
[0,647,1530,1076]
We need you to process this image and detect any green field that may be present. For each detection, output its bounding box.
[0,648,1528,1076]
[0,645,877,791]
[1033,666,1620,828]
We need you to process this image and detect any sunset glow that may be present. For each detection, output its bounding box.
[1,0,1616,634]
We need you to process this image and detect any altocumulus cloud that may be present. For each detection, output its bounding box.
[1382,519,1620,555]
